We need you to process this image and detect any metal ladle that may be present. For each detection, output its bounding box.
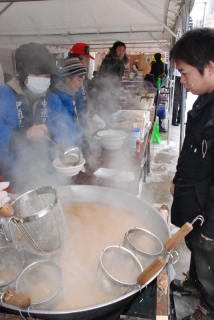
[44,132,82,166]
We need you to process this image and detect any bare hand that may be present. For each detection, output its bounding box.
[26,124,48,141]
[201,233,213,241]
[170,183,175,196]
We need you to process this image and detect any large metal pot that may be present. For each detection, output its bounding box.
[1,185,170,320]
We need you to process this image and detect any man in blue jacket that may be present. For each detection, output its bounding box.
[169,28,214,320]
[53,57,86,132]
[0,42,77,193]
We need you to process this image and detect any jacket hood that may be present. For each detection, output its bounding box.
[109,48,129,64]
[7,77,23,94]
[55,80,75,97]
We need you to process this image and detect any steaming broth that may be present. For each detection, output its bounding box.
[24,282,58,304]
[0,267,20,284]
[56,202,147,310]
[102,250,140,283]
[128,230,161,254]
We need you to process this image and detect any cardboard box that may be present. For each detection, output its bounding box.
[112,110,149,139]
[112,110,149,127]
[149,108,155,122]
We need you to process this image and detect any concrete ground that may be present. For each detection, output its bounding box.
[140,123,198,320]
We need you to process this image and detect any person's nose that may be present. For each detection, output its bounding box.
[180,75,185,84]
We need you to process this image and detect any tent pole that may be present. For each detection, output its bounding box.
[179,0,190,152]
[134,0,178,39]
[180,84,186,153]
[0,3,13,16]
[167,39,175,145]
[149,32,169,52]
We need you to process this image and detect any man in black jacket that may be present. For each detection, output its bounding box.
[169,28,214,320]
[150,53,164,81]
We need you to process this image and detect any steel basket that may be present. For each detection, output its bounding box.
[10,186,67,254]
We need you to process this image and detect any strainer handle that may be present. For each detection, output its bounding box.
[2,289,31,308]
[164,215,204,251]
[0,203,14,217]
[137,256,167,285]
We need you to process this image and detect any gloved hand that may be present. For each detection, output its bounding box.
[0,182,10,207]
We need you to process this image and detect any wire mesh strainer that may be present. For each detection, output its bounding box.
[124,227,163,256]
[96,245,143,296]
[0,247,24,290]
[16,260,63,310]
[123,227,165,269]
[0,186,67,254]
[0,217,18,248]
[123,216,205,269]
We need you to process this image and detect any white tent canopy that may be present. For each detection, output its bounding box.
[0,0,194,53]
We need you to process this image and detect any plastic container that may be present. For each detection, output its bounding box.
[129,128,140,148]
[136,140,140,152]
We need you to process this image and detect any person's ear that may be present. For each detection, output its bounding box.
[208,61,214,75]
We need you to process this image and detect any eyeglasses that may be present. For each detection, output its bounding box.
[83,57,90,62]
[78,74,85,79]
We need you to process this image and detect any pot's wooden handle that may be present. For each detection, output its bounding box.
[137,256,166,285]
[3,289,31,308]
[164,222,193,251]
[0,203,14,217]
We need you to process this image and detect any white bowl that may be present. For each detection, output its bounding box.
[52,158,86,176]
[95,130,127,150]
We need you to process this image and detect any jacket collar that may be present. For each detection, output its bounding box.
[189,90,214,118]
[109,48,129,64]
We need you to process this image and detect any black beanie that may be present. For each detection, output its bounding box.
[15,42,57,81]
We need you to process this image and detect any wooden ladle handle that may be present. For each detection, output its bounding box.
[2,289,31,308]
[0,202,14,217]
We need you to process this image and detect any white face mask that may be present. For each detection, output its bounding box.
[25,76,51,94]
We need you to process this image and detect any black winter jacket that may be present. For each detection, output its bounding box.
[99,48,129,83]
[171,91,214,239]
[150,60,164,79]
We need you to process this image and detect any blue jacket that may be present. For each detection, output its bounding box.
[55,88,84,121]
[0,79,78,192]
[54,84,85,143]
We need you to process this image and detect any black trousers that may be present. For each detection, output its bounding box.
[185,230,214,316]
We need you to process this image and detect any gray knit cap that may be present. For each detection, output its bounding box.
[62,58,86,80]
[15,42,57,81]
